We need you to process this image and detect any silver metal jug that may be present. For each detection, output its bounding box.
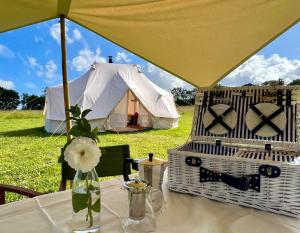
[123,153,168,189]
[122,179,156,233]
[124,179,150,220]
[123,153,168,212]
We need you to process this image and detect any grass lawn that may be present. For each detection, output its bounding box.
[0,106,194,202]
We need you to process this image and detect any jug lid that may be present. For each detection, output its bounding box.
[124,178,149,191]
[139,153,166,166]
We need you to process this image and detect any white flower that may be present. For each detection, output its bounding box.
[64,137,101,173]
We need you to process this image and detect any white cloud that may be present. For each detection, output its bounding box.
[50,23,82,44]
[221,54,300,86]
[25,82,37,89]
[45,49,52,56]
[45,60,58,79]
[37,60,58,79]
[27,56,39,68]
[17,52,27,65]
[0,78,15,90]
[115,51,131,63]
[50,23,61,44]
[73,29,82,41]
[34,35,44,43]
[0,44,14,58]
[25,56,58,80]
[72,48,106,72]
[143,63,193,90]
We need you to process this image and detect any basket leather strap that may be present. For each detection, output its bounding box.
[205,106,234,132]
[200,167,260,192]
[250,105,283,135]
[286,90,292,106]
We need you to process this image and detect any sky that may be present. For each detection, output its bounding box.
[0,19,300,95]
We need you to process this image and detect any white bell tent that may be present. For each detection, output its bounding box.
[44,63,179,133]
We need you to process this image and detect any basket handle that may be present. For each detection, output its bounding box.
[200,167,260,192]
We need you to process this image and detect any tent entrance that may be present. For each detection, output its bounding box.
[127,90,140,126]
[107,90,152,131]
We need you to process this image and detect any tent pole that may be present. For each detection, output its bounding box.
[60,14,72,141]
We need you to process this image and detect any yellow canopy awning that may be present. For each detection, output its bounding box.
[1,0,299,87]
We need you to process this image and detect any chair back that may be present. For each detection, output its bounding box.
[60,144,131,190]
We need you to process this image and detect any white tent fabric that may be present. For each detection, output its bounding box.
[44,63,179,133]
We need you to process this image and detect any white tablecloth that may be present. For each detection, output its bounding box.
[1,174,300,233]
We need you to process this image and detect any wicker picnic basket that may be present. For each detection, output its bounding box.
[168,85,300,217]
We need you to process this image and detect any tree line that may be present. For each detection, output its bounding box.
[172,79,300,106]
[0,87,45,110]
[1,79,300,110]
[171,87,196,106]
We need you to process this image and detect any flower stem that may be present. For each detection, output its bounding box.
[86,176,93,228]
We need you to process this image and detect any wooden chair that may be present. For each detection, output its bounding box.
[59,144,131,191]
[0,184,42,205]
[0,145,131,204]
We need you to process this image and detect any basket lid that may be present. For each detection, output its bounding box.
[192,85,300,149]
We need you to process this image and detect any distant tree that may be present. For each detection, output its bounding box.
[261,79,284,86]
[214,83,224,88]
[243,83,255,86]
[288,79,300,86]
[171,87,196,106]
[0,87,20,110]
[21,93,45,110]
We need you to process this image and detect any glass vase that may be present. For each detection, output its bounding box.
[72,168,101,233]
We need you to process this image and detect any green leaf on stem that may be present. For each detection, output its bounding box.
[81,109,92,118]
[72,192,89,213]
[88,184,96,191]
[91,127,99,142]
[68,125,83,137]
[91,198,101,213]
[58,154,64,163]
[66,105,81,117]
[92,127,98,134]
[58,139,74,163]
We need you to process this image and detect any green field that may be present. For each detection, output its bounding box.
[0,106,194,202]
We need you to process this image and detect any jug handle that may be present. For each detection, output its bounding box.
[123,158,139,181]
